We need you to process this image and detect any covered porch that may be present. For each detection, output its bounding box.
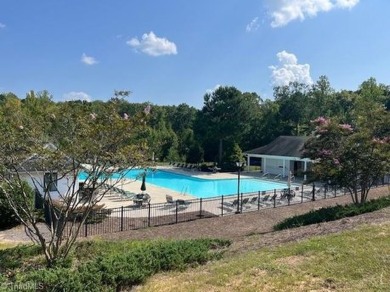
[244,136,312,180]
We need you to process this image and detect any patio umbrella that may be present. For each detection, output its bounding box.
[140,172,146,193]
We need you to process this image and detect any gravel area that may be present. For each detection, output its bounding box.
[1,186,388,245]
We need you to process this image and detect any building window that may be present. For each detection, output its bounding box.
[44,172,58,192]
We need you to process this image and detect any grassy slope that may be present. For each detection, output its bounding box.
[140,223,390,291]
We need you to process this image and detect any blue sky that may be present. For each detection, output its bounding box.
[1,0,389,108]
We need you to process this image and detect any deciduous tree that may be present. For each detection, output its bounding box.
[0,95,150,266]
[303,117,389,204]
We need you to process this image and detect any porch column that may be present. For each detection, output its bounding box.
[246,155,250,171]
[263,157,267,174]
[282,159,286,177]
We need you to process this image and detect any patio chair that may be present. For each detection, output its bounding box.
[262,194,270,201]
[165,195,191,207]
[242,198,250,205]
[142,193,151,203]
[124,191,136,200]
[280,189,295,200]
[249,196,258,205]
[222,199,238,207]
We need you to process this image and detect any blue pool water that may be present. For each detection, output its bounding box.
[83,169,288,199]
[120,169,287,198]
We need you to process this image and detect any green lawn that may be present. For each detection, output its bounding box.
[140,223,390,291]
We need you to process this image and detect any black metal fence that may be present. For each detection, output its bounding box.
[42,178,389,238]
[56,183,350,238]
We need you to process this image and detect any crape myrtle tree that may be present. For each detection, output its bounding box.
[0,93,151,267]
[303,116,390,204]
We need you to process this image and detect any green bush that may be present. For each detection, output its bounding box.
[8,238,230,291]
[0,245,41,272]
[274,196,390,230]
[0,181,34,230]
[16,265,107,292]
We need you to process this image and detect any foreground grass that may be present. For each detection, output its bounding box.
[140,223,390,291]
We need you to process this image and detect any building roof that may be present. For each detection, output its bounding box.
[244,136,309,158]
[15,143,70,172]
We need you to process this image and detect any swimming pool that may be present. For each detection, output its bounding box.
[114,169,288,199]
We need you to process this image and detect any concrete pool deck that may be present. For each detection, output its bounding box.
[99,167,300,209]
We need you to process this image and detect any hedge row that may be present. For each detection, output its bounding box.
[274,195,390,230]
[2,238,230,291]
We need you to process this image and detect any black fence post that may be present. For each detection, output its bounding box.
[84,221,88,237]
[334,185,337,197]
[175,200,178,223]
[274,189,276,208]
[240,193,243,213]
[312,183,316,201]
[148,203,151,227]
[301,185,303,203]
[257,191,260,210]
[120,206,124,232]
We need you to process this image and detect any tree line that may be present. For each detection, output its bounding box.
[0,76,389,170]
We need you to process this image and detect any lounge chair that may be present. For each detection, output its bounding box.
[165,195,191,207]
[280,189,295,199]
[262,194,270,201]
[249,197,258,205]
[242,198,250,205]
[124,191,136,200]
[222,199,238,207]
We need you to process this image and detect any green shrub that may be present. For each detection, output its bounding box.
[0,245,41,272]
[0,181,34,230]
[275,196,390,230]
[17,266,105,292]
[7,238,230,291]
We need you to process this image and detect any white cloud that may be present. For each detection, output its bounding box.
[267,0,359,27]
[335,0,360,9]
[63,91,92,102]
[126,31,177,56]
[206,84,221,94]
[81,53,98,65]
[269,50,313,86]
[0,23,5,29]
[246,17,260,32]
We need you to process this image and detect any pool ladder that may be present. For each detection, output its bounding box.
[181,186,189,196]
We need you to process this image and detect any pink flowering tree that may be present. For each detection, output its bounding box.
[0,95,151,266]
[303,117,390,204]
